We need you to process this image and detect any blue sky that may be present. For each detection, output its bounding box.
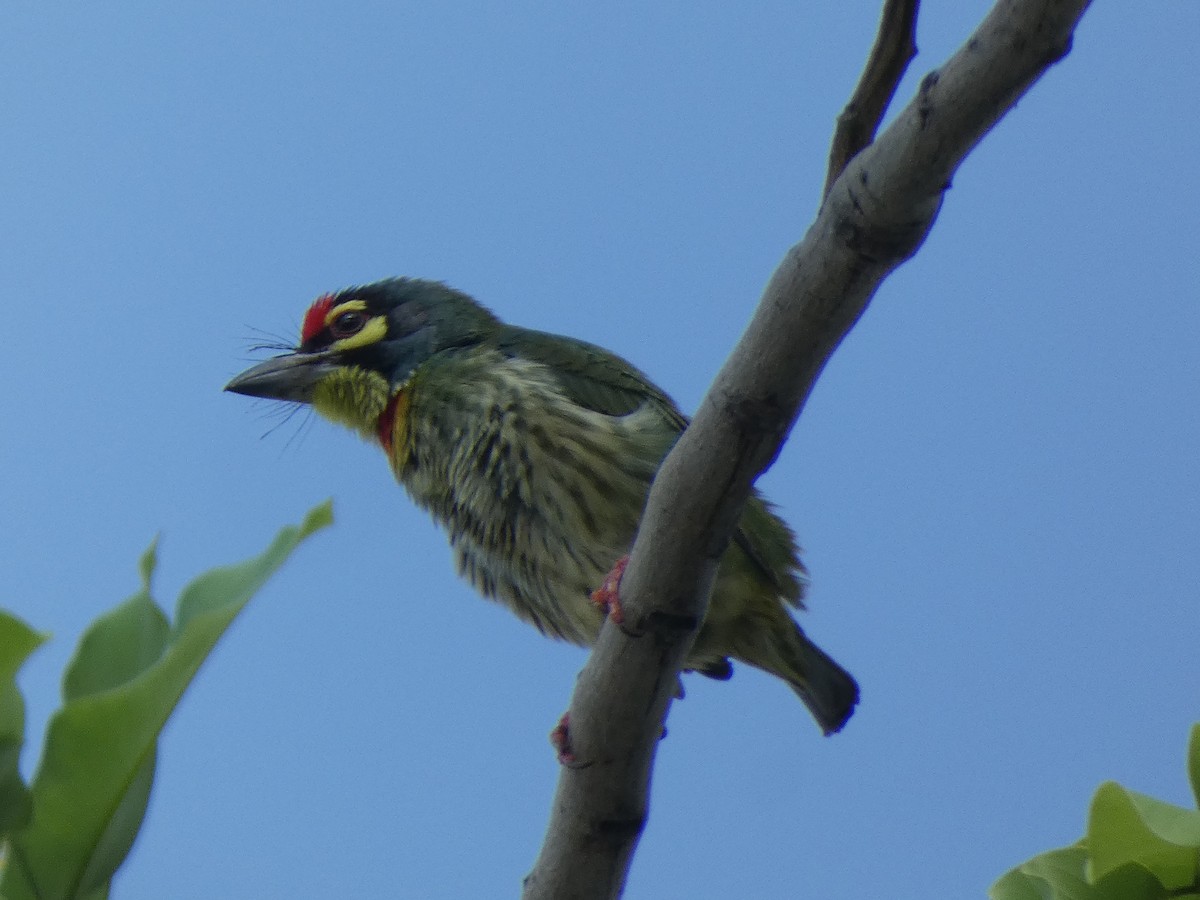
[3,2,1197,897]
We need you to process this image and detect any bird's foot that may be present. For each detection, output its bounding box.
[550,712,583,767]
[550,710,664,766]
[590,555,630,625]
[549,712,573,763]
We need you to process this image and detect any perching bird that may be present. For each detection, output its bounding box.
[226,277,858,734]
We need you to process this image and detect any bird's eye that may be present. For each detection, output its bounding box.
[330,310,366,338]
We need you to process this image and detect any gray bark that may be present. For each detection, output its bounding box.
[524,1,1093,897]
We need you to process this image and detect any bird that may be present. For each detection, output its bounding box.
[225,277,858,735]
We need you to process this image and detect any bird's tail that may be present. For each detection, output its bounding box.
[751,620,859,735]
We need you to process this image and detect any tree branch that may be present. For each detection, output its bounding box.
[524,1,1092,897]
[824,0,920,200]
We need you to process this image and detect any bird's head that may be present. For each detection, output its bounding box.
[225,277,499,442]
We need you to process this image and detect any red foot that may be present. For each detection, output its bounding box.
[550,712,575,765]
[590,555,630,625]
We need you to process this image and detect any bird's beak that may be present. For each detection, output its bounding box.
[224,351,338,403]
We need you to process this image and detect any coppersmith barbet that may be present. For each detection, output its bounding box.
[226,278,858,734]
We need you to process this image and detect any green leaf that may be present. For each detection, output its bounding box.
[990,842,1167,900]
[76,748,155,897]
[1091,862,1171,899]
[137,537,158,591]
[990,843,1091,900]
[996,727,1200,900]
[62,581,169,703]
[1188,724,1200,810]
[2,501,332,900]
[1087,780,1200,890]
[0,612,49,834]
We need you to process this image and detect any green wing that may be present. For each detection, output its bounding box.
[492,326,687,428]
[491,324,804,603]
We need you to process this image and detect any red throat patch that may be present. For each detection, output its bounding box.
[376,389,411,458]
[301,294,335,344]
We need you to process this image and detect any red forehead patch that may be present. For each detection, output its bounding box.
[301,294,335,344]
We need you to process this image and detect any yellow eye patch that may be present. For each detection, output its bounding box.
[322,299,388,352]
[324,298,368,321]
[330,315,387,352]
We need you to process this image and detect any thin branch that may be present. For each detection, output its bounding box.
[824,0,921,199]
[524,1,1092,897]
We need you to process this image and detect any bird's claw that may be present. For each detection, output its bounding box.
[550,710,666,766]
[549,712,574,764]
[590,555,629,625]
[550,712,589,767]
